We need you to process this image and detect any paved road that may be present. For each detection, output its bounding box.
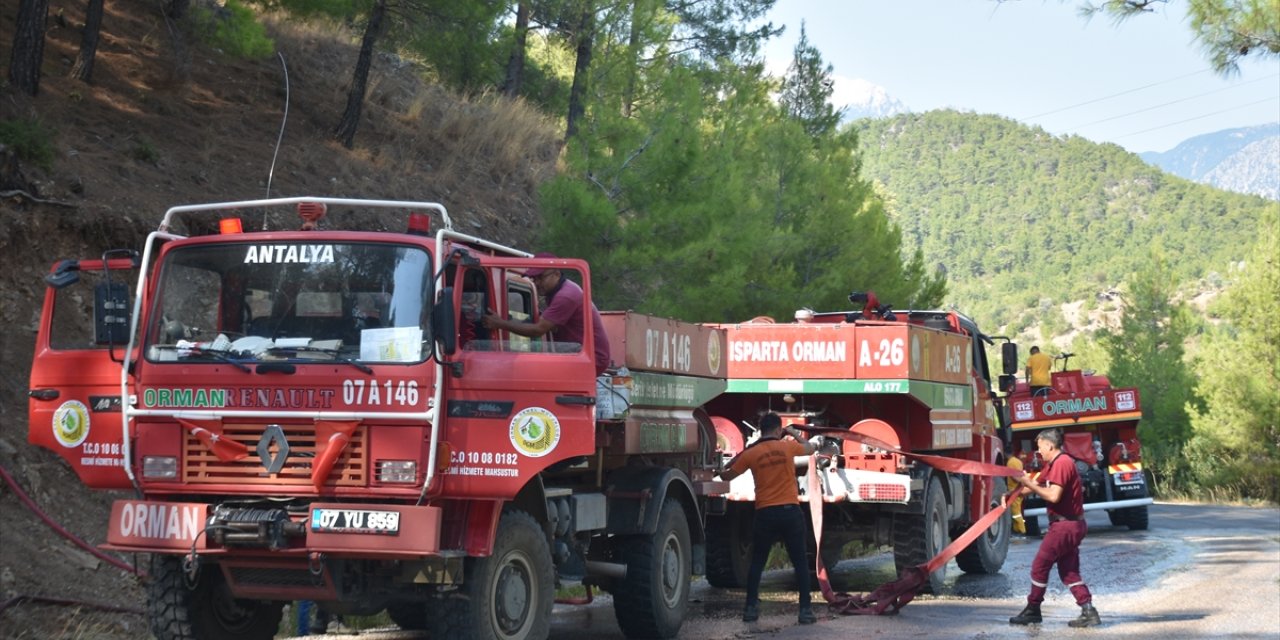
[303,503,1280,639]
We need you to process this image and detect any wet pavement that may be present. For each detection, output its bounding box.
[298,502,1280,639]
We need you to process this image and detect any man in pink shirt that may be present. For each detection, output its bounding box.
[483,253,611,375]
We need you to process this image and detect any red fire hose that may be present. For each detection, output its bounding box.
[801,426,1023,615]
[0,462,148,619]
[0,463,144,577]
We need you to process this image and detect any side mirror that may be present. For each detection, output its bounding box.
[94,281,131,345]
[432,287,457,357]
[45,259,81,289]
[998,374,1017,394]
[1001,342,1018,376]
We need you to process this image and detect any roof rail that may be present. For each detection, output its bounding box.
[157,196,452,234]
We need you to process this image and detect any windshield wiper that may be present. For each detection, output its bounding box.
[262,346,374,375]
[152,345,252,373]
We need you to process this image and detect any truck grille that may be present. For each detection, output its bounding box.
[183,423,368,486]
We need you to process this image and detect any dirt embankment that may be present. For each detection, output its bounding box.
[2,2,557,637]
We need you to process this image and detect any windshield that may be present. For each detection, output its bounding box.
[145,241,432,364]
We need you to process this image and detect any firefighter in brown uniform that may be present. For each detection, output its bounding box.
[1010,428,1102,627]
[718,413,818,625]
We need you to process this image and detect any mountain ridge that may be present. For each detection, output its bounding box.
[853,110,1273,335]
[1140,123,1279,200]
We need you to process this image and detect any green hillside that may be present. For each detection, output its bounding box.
[854,110,1274,330]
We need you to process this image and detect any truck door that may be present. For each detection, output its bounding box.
[442,261,598,496]
[27,257,138,488]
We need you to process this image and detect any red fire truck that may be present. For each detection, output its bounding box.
[699,296,1015,594]
[1003,352,1151,535]
[27,198,729,640]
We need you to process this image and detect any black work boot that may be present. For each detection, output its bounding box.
[798,605,817,625]
[1068,603,1101,628]
[742,603,759,623]
[1009,603,1042,625]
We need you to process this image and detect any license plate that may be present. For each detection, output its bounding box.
[310,508,400,535]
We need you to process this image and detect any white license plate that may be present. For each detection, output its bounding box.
[310,508,400,535]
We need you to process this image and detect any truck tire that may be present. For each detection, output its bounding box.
[386,601,427,630]
[1123,505,1149,531]
[613,498,691,639]
[147,555,283,640]
[892,475,947,594]
[430,509,554,640]
[705,505,751,588]
[1107,509,1125,527]
[820,536,847,575]
[955,497,1011,575]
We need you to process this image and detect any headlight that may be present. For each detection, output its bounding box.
[143,456,178,479]
[377,460,417,484]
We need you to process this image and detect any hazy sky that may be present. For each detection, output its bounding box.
[760,0,1280,154]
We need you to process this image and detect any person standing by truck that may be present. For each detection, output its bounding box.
[482,252,611,375]
[718,413,818,625]
[1025,346,1052,396]
[1009,428,1101,628]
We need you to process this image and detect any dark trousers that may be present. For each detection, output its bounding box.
[745,504,811,608]
[1028,519,1092,606]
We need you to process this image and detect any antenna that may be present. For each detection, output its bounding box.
[265,51,290,203]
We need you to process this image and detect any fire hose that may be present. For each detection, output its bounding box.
[0,463,147,617]
[799,426,1024,615]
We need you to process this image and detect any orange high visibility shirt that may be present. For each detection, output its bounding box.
[727,437,807,509]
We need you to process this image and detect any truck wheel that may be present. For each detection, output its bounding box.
[147,555,283,640]
[820,536,847,575]
[1124,505,1149,530]
[705,505,751,588]
[613,498,691,639]
[892,475,947,594]
[386,601,427,630]
[1107,509,1125,527]
[430,509,554,640]
[955,497,1011,574]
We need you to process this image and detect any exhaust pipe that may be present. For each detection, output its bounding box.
[585,561,627,579]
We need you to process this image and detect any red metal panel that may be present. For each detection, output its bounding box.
[903,326,971,385]
[106,500,210,550]
[600,311,726,378]
[851,325,910,379]
[720,322,857,379]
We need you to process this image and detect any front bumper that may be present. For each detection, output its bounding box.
[1022,496,1154,517]
[101,499,442,558]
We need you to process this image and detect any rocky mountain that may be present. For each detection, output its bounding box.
[837,78,909,121]
[1140,123,1280,200]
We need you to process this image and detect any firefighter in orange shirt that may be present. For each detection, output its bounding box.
[719,413,818,625]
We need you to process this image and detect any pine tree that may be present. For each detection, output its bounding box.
[1186,208,1280,500]
[778,22,842,139]
[1099,250,1201,492]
